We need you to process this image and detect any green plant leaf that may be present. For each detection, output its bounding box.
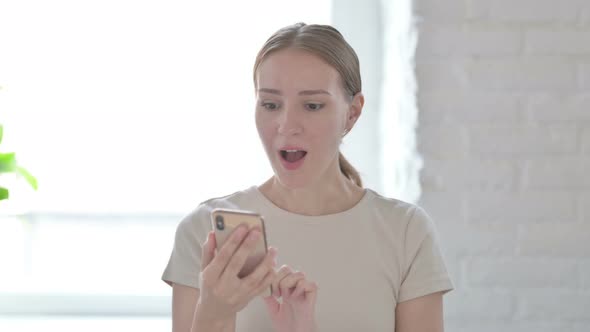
[0,187,8,200]
[0,124,3,145]
[16,166,38,190]
[0,152,17,173]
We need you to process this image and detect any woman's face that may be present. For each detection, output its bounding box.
[255,48,361,189]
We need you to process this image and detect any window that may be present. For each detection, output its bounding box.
[0,0,417,329]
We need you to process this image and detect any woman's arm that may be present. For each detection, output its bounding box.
[172,283,236,332]
[395,291,445,332]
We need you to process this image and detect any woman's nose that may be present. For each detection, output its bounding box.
[277,108,303,136]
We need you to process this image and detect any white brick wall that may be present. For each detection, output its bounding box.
[417,24,522,56]
[446,321,589,332]
[444,289,516,321]
[413,0,590,330]
[468,125,578,156]
[440,223,518,256]
[465,258,578,288]
[519,290,590,320]
[468,59,578,91]
[469,0,583,23]
[421,158,518,191]
[466,193,577,223]
[416,124,469,158]
[526,29,590,55]
[519,223,590,257]
[528,94,590,122]
[581,64,590,89]
[581,262,590,289]
[418,92,525,124]
[525,159,590,189]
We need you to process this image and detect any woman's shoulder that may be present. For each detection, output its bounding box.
[199,187,255,209]
[364,188,434,232]
[180,186,259,225]
[365,189,422,216]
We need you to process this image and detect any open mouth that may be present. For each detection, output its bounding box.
[280,149,308,163]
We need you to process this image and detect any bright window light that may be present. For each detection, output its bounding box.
[0,0,332,215]
[0,0,332,321]
[0,1,418,328]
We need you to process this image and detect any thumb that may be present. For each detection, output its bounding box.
[200,231,216,270]
[263,295,280,316]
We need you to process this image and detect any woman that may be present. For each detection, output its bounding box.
[162,22,454,332]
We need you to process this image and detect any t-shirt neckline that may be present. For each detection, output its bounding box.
[248,185,373,221]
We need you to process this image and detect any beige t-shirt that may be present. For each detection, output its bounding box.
[162,186,454,331]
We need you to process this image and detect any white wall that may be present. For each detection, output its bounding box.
[414,0,590,331]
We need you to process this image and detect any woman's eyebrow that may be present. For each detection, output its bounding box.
[257,88,331,96]
[299,89,331,96]
[258,88,282,95]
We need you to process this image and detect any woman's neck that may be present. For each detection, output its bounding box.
[258,173,365,216]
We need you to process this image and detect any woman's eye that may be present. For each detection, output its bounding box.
[306,103,324,111]
[261,102,279,110]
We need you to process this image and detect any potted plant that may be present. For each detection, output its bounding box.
[0,124,38,201]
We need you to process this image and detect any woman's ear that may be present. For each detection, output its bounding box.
[346,92,364,130]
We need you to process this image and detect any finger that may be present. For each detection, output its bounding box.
[200,231,216,270]
[271,265,293,298]
[241,247,277,291]
[306,281,319,303]
[291,279,318,302]
[263,294,280,316]
[291,278,307,298]
[205,225,248,279]
[307,281,318,293]
[251,268,276,299]
[279,271,305,297]
[221,229,262,278]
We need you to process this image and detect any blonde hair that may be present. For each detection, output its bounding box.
[253,22,363,187]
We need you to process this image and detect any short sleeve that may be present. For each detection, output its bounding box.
[398,206,454,303]
[161,204,212,289]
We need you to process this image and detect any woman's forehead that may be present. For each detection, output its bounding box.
[256,49,341,92]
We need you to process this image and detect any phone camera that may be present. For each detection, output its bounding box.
[215,215,225,230]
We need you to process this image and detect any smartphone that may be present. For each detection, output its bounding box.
[210,208,272,296]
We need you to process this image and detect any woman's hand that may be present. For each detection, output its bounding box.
[196,226,277,326]
[263,265,319,332]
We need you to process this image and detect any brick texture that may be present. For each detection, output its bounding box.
[414,0,590,330]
